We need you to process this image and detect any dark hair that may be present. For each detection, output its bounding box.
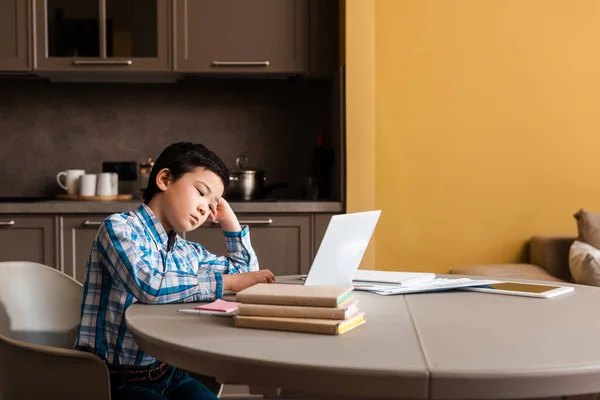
[143,142,229,204]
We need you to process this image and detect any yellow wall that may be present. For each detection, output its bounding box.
[348,1,600,273]
[345,0,376,270]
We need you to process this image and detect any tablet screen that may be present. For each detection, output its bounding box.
[483,282,561,294]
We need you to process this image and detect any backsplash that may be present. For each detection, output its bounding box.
[0,78,332,198]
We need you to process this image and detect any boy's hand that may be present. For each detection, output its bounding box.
[222,270,276,292]
[209,198,241,232]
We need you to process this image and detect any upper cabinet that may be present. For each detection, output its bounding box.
[0,0,30,71]
[33,0,170,71]
[173,0,309,74]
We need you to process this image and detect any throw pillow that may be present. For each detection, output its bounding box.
[573,209,600,250]
[569,240,600,286]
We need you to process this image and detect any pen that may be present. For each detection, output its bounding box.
[177,309,235,316]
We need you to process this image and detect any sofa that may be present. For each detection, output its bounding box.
[450,236,577,283]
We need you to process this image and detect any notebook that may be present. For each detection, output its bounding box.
[194,299,239,313]
[234,312,366,335]
[236,283,353,308]
[353,271,435,287]
[237,299,359,320]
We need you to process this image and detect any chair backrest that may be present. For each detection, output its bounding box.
[0,261,83,348]
[0,261,112,399]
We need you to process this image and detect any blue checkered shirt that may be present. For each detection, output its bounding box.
[74,203,258,366]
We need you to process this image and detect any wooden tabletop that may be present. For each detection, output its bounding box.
[126,276,600,399]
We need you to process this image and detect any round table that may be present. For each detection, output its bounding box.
[125,276,600,399]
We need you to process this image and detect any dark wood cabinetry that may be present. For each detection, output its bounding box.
[33,0,170,71]
[59,215,107,284]
[1,0,339,75]
[0,215,56,267]
[0,0,30,71]
[173,0,309,73]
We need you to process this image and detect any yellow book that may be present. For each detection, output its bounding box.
[236,283,353,308]
[234,312,366,335]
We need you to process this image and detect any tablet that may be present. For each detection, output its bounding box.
[460,282,574,299]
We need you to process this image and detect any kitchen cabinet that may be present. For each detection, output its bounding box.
[173,0,309,73]
[308,0,339,76]
[60,215,107,284]
[185,214,311,276]
[0,215,56,267]
[33,0,170,71]
[0,0,30,71]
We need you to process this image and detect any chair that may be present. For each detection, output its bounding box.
[0,261,111,399]
[0,261,225,399]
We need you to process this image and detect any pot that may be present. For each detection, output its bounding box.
[227,155,286,200]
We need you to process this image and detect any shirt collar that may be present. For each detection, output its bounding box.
[135,203,170,249]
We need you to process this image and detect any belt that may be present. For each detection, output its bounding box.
[108,362,170,382]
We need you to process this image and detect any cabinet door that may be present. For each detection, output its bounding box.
[184,215,311,276]
[174,0,309,73]
[0,0,30,71]
[0,215,56,267]
[33,0,169,71]
[60,215,107,284]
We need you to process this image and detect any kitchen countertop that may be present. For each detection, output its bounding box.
[0,200,344,214]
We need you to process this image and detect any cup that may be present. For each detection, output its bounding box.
[56,169,85,195]
[97,172,118,196]
[80,174,97,197]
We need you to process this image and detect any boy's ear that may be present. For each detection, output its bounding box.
[155,168,172,191]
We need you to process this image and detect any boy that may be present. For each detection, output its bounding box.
[75,142,275,400]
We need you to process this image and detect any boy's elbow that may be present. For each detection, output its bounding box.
[135,290,160,304]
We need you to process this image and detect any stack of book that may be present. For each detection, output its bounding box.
[234,283,365,335]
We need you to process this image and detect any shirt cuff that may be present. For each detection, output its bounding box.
[213,272,223,299]
[223,225,249,238]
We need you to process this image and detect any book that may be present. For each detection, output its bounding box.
[237,299,359,320]
[353,270,436,287]
[236,283,353,308]
[194,299,239,313]
[234,312,366,335]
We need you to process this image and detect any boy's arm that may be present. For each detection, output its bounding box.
[98,217,223,304]
[191,225,259,275]
[196,198,259,274]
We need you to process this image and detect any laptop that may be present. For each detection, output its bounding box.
[303,210,382,287]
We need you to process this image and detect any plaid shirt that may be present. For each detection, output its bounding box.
[74,203,258,366]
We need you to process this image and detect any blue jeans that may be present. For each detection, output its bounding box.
[110,364,218,400]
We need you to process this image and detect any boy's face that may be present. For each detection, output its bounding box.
[161,167,224,232]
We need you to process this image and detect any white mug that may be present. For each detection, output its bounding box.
[97,172,118,196]
[56,169,85,195]
[80,174,97,196]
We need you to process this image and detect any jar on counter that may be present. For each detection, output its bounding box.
[139,157,155,200]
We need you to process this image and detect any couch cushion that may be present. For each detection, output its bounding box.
[450,263,565,282]
[569,240,600,286]
[529,235,575,281]
[574,209,600,250]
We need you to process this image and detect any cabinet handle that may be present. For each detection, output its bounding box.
[0,220,15,226]
[83,221,103,227]
[73,60,133,66]
[212,219,273,225]
[211,61,269,67]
